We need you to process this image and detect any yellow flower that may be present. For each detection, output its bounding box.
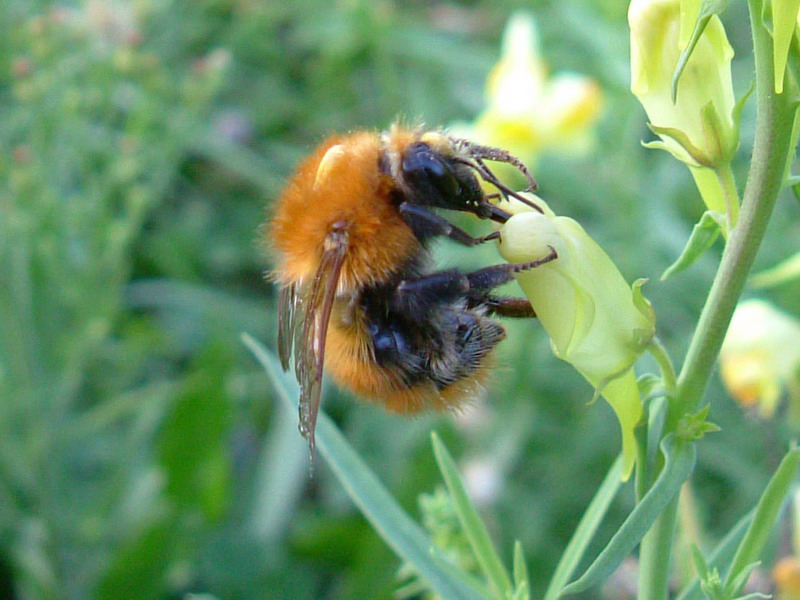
[457,13,602,169]
[496,196,655,478]
[719,300,800,418]
[629,0,737,220]
[774,556,800,600]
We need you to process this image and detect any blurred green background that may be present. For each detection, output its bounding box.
[2,1,799,599]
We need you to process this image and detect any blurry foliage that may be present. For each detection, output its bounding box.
[0,0,798,599]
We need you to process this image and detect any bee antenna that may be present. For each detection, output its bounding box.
[450,137,539,191]
[452,156,545,215]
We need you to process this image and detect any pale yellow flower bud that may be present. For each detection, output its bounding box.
[629,0,737,220]
[497,197,655,478]
[630,0,735,165]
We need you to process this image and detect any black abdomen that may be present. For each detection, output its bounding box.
[361,281,505,391]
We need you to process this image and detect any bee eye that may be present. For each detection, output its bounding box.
[402,143,461,199]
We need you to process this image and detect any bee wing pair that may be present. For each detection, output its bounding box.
[278,229,349,455]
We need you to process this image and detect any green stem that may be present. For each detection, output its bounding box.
[638,498,680,600]
[675,0,796,420]
[638,2,797,598]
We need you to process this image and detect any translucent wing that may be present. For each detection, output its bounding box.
[281,230,349,456]
[277,283,299,371]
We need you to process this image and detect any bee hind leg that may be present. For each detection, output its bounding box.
[480,295,536,318]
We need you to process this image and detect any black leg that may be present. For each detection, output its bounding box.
[399,203,501,246]
[392,269,469,314]
[479,295,536,318]
[466,246,558,291]
[391,247,556,315]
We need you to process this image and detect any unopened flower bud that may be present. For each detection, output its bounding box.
[497,196,655,478]
[629,0,737,219]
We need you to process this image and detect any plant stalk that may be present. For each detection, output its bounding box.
[638,497,680,600]
[674,2,797,420]
[638,1,797,598]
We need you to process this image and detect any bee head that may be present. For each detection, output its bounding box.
[399,136,484,212]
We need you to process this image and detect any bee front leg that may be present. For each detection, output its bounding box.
[398,203,500,246]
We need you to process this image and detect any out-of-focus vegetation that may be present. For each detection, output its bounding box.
[1,1,799,599]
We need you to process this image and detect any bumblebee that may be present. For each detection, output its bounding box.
[269,124,555,452]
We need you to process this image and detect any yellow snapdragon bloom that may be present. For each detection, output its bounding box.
[774,556,800,600]
[497,196,655,478]
[772,489,800,599]
[719,300,800,418]
[629,0,737,223]
[458,13,602,169]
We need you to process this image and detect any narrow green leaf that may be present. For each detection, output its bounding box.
[248,391,309,543]
[690,544,711,581]
[724,447,800,595]
[543,456,623,600]
[643,396,667,493]
[675,509,754,600]
[728,561,762,596]
[661,211,723,281]
[513,541,530,600]
[511,549,530,600]
[431,432,513,598]
[561,437,696,596]
[242,334,488,600]
[511,581,530,600]
[671,0,729,101]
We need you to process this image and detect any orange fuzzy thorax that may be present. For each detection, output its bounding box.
[270,131,419,292]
